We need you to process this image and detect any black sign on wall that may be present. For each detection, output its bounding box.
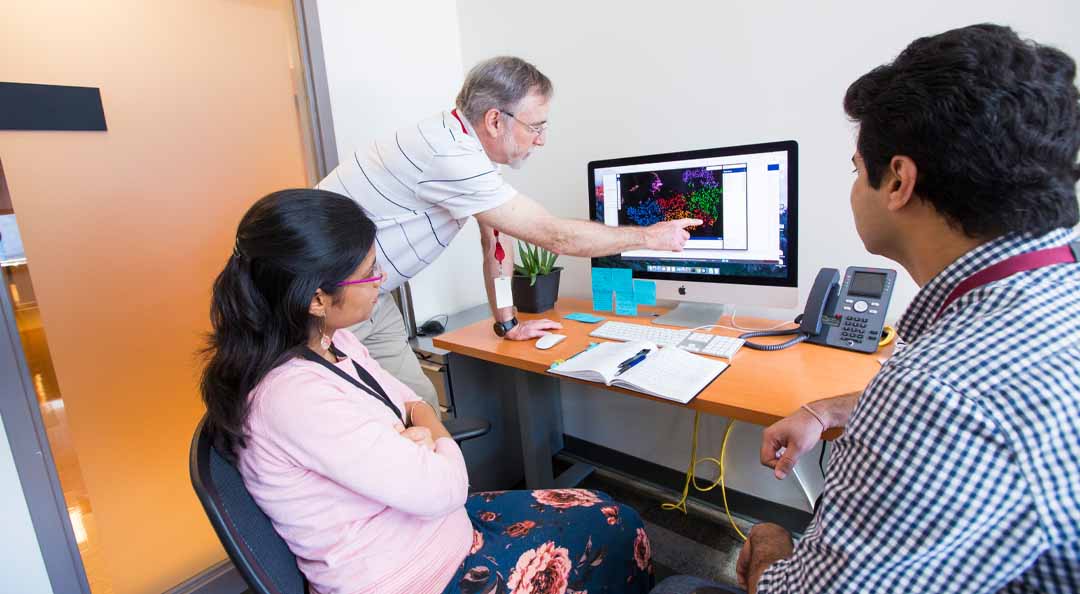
[0,82,107,131]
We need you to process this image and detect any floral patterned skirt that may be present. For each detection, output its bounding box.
[442,489,654,594]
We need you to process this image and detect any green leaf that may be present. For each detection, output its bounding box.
[517,242,535,274]
[530,273,537,286]
[528,244,539,270]
[544,250,557,273]
[514,265,527,275]
[516,241,560,277]
[517,242,529,270]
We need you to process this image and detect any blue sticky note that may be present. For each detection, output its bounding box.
[592,268,613,291]
[611,268,633,293]
[615,290,638,316]
[591,268,614,312]
[592,290,612,312]
[565,312,605,323]
[633,280,657,306]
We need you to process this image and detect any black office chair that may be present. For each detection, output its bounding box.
[189,413,491,594]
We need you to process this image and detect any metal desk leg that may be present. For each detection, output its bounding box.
[513,369,593,488]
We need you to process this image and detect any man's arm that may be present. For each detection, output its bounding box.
[736,524,795,593]
[474,193,700,256]
[761,393,859,479]
[738,396,860,589]
[745,367,1036,594]
[478,221,562,339]
[479,221,515,322]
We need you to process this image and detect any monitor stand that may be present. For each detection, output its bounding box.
[653,302,726,328]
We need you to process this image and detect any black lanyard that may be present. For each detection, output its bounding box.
[300,345,403,421]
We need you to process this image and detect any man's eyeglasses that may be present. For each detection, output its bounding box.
[501,110,548,136]
[336,262,385,286]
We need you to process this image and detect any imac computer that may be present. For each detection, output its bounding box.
[589,140,798,327]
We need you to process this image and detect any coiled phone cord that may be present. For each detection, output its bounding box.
[740,314,809,351]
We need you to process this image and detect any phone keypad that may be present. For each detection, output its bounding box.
[840,316,871,343]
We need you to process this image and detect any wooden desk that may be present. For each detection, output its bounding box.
[434,297,884,487]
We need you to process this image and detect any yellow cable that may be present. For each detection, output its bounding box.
[662,411,748,541]
[878,324,897,347]
[718,417,747,541]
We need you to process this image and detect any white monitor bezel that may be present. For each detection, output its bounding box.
[588,140,799,309]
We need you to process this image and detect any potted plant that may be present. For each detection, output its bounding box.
[512,241,562,313]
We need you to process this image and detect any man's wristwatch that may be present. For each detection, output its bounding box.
[493,317,518,337]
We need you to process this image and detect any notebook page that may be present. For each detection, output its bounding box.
[550,340,655,384]
[614,347,727,403]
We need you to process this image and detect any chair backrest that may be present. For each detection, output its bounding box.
[189,415,307,594]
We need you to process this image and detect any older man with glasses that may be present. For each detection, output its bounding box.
[316,56,700,406]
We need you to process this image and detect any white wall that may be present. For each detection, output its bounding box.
[315,0,489,324]
[455,0,1080,508]
[0,418,54,594]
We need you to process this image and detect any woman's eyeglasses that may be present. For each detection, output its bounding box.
[336,262,385,286]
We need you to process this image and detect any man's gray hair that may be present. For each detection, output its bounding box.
[456,56,553,126]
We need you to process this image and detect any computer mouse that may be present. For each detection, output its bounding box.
[535,334,568,350]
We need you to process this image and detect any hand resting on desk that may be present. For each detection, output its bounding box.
[505,318,563,340]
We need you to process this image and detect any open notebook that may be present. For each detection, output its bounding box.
[549,340,728,404]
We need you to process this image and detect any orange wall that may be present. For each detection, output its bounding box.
[0,1,308,592]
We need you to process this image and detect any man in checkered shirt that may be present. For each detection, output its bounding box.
[725,24,1080,594]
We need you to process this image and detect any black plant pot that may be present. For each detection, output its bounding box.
[511,267,562,313]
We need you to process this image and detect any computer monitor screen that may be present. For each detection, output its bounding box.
[589,141,798,313]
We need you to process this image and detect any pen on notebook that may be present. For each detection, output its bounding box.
[615,348,649,369]
[615,349,650,375]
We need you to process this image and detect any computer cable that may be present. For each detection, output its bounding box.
[662,411,748,542]
[878,324,896,347]
[728,308,800,332]
[687,312,797,336]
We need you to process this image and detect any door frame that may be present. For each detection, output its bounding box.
[0,263,91,594]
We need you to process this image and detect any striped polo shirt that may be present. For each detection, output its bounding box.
[317,110,517,291]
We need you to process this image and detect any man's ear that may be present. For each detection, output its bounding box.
[308,289,328,318]
[482,108,504,139]
[884,155,918,212]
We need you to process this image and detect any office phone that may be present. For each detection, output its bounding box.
[740,266,896,353]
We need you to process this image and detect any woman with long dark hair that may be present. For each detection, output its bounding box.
[201,189,654,594]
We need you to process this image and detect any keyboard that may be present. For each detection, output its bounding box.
[676,331,745,360]
[589,321,745,360]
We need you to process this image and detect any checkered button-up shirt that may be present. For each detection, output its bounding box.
[758,228,1080,593]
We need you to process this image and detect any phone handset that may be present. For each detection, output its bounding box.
[739,268,840,351]
[799,269,841,336]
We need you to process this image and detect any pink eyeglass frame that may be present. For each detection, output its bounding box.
[336,264,385,286]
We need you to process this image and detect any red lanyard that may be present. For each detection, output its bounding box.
[450,109,469,135]
[494,230,505,263]
[935,242,1079,321]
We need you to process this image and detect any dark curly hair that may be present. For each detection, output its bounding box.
[844,23,1080,238]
